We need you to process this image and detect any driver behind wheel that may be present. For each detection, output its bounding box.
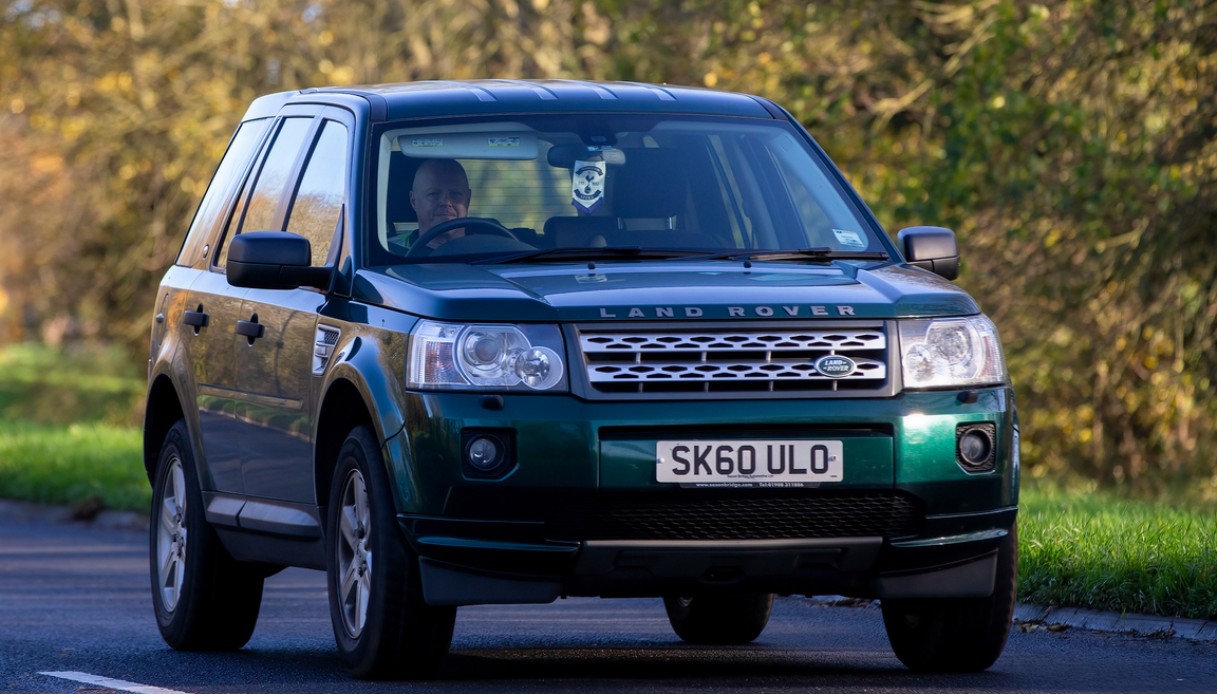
[407,158,471,251]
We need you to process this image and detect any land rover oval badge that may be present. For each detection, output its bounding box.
[815,355,856,378]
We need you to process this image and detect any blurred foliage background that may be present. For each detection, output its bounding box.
[1,0,1214,500]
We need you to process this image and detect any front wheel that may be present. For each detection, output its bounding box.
[664,593,774,644]
[881,523,1019,672]
[325,425,456,679]
[149,420,264,650]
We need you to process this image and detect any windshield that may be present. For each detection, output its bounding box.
[366,113,888,265]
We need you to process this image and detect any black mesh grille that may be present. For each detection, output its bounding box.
[545,490,923,541]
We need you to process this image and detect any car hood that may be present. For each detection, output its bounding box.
[352,260,980,323]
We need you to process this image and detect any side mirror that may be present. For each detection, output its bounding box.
[897,226,960,280]
[226,231,331,290]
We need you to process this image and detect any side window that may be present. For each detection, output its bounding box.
[176,118,269,267]
[771,150,834,245]
[707,135,754,247]
[769,146,840,248]
[241,117,313,234]
[285,120,348,265]
[216,117,312,267]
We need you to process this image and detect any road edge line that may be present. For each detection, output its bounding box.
[39,671,192,694]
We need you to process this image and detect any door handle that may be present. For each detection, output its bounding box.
[183,310,209,328]
[183,308,209,333]
[236,319,265,341]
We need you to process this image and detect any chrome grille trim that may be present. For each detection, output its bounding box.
[585,357,886,383]
[581,331,886,352]
[575,323,891,397]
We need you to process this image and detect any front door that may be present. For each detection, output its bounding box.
[234,114,351,504]
[235,289,324,502]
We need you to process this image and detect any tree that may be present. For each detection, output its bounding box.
[2,0,1214,493]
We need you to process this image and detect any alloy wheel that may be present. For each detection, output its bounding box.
[336,468,372,638]
[156,455,187,612]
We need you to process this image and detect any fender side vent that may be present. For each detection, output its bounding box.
[313,325,342,375]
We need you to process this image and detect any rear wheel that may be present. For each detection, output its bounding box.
[664,593,774,644]
[149,420,264,650]
[881,523,1018,672]
[325,425,456,679]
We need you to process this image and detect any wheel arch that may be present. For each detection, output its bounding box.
[316,332,414,517]
[144,374,186,483]
[314,378,376,520]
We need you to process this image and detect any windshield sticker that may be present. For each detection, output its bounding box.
[487,136,521,148]
[410,137,443,149]
[571,159,606,214]
[832,229,866,248]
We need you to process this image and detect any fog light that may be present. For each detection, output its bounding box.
[956,423,996,472]
[466,436,500,471]
[461,429,515,478]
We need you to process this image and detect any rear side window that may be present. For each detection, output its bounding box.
[285,120,348,266]
[175,118,269,267]
[216,117,312,268]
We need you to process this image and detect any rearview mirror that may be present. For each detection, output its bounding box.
[546,144,625,168]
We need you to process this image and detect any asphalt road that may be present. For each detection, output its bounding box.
[2,516,1215,693]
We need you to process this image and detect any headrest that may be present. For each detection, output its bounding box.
[388,153,421,224]
[611,149,684,219]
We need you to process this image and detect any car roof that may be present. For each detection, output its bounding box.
[243,79,783,122]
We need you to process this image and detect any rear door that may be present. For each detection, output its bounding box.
[174,118,271,495]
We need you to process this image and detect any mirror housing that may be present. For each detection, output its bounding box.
[897,226,960,280]
[546,143,626,168]
[226,231,332,290]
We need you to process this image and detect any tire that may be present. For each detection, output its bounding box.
[664,593,774,644]
[149,420,264,650]
[325,425,456,679]
[881,522,1019,672]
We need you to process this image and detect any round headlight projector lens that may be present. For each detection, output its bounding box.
[513,346,564,390]
[467,333,503,364]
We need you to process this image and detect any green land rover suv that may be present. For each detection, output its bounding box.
[145,80,1019,679]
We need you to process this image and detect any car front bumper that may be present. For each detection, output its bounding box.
[389,387,1018,605]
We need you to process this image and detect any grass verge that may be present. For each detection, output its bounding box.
[0,341,144,427]
[0,341,147,512]
[0,420,148,512]
[1019,481,1217,621]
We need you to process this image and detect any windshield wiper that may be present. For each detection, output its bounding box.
[690,247,890,262]
[478,246,890,265]
[479,246,710,265]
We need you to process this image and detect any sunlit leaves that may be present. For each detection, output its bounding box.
[0,0,1213,492]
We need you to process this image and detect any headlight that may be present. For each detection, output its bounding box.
[899,316,1007,389]
[408,320,567,392]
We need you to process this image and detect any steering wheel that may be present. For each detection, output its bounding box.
[406,217,518,257]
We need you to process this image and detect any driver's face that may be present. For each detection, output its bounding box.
[410,162,471,237]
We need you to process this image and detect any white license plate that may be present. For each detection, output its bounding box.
[656,440,843,487]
